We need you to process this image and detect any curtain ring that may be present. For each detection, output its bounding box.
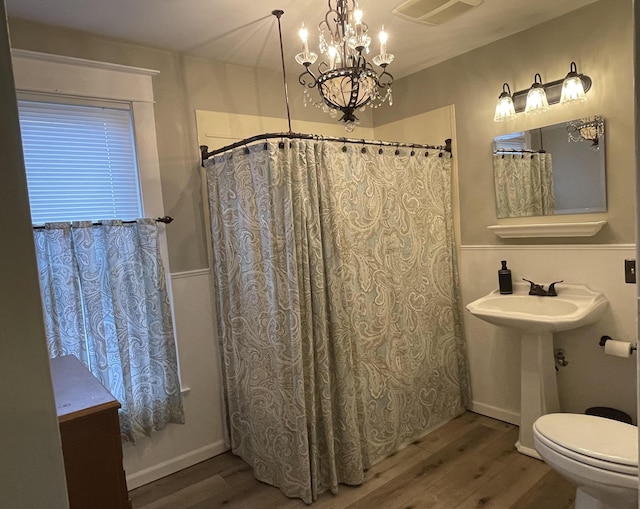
[278,139,285,149]
[263,142,268,150]
[425,150,429,157]
[361,141,366,154]
[394,143,400,156]
[243,145,250,155]
[410,149,415,156]
[378,142,384,155]
[439,151,443,157]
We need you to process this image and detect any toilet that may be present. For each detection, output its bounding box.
[533,413,638,509]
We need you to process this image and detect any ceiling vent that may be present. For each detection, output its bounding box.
[393,0,483,26]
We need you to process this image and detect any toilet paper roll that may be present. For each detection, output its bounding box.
[604,339,633,358]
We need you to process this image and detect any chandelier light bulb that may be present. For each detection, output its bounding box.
[373,26,393,66]
[299,24,309,52]
[299,24,308,43]
[328,45,339,69]
[379,26,388,55]
[295,22,318,66]
[354,9,363,25]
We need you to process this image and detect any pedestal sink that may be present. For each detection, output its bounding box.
[466,281,608,458]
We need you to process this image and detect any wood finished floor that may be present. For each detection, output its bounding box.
[129,412,575,509]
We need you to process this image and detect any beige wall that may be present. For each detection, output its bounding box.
[0,5,69,507]
[374,0,635,246]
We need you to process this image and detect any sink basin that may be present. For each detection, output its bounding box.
[466,281,608,459]
[466,281,608,333]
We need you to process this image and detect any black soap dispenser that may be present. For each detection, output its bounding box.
[498,260,513,294]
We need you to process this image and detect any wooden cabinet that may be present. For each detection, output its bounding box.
[50,355,131,509]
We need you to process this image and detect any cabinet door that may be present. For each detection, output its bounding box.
[60,409,130,509]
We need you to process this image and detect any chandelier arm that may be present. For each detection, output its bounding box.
[377,68,394,88]
[299,67,318,88]
[321,3,340,42]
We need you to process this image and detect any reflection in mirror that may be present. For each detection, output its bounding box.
[492,116,606,219]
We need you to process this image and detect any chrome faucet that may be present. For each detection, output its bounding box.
[523,279,564,297]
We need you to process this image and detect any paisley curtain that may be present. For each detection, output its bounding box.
[33,219,184,442]
[493,152,555,218]
[206,140,469,503]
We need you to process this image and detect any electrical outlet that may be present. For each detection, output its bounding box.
[625,259,636,284]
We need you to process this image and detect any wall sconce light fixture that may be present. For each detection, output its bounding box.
[494,62,592,122]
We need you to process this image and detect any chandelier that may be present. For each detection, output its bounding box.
[566,116,605,149]
[295,1,394,131]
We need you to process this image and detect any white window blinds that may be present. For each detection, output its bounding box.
[18,99,142,224]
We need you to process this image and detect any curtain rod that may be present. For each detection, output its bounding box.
[32,215,174,230]
[200,133,452,166]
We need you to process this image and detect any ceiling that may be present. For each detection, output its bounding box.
[6,0,599,79]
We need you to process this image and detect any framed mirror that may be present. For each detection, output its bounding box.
[492,116,606,219]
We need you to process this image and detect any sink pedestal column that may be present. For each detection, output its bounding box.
[516,331,560,459]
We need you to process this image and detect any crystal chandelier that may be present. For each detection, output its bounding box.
[566,116,605,149]
[295,1,394,131]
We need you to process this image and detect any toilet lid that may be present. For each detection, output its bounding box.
[534,413,637,468]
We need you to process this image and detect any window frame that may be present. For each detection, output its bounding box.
[12,49,179,373]
[11,49,164,222]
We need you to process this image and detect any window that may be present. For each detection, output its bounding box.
[18,98,143,224]
[12,50,183,442]
[11,49,164,222]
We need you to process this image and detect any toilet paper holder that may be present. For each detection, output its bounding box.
[599,335,637,353]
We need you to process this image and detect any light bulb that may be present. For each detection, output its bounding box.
[560,63,587,105]
[379,26,388,55]
[328,45,338,69]
[298,24,308,43]
[493,83,516,122]
[524,74,549,114]
[295,22,318,66]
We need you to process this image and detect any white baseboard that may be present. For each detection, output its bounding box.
[470,401,520,426]
[125,440,228,490]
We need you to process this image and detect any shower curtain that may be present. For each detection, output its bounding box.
[205,139,469,503]
[493,152,555,218]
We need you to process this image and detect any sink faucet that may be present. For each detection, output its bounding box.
[523,279,564,297]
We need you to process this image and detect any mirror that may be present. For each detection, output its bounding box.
[492,116,606,219]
